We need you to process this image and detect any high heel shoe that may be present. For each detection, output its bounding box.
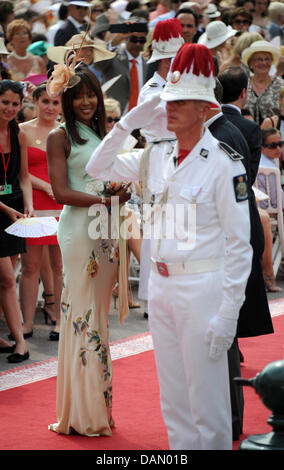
[112,285,140,309]
[264,276,282,292]
[42,305,56,325]
[112,290,118,309]
[49,330,59,341]
[41,293,56,325]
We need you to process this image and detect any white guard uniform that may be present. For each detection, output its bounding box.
[137,72,176,301]
[86,125,253,450]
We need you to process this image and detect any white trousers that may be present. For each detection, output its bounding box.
[138,238,151,301]
[148,269,232,450]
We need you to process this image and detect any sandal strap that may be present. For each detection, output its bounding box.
[42,292,54,298]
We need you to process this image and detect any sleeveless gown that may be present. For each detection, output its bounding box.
[0,122,26,257]
[49,121,118,436]
[27,146,62,245]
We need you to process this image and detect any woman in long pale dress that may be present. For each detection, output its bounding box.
[46,66,131,436]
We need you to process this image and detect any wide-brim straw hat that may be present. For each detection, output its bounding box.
[198,21,237,49]
[241,40,281,67]
[47,33,115,64]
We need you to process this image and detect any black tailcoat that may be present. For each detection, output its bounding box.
[208,113,273,338]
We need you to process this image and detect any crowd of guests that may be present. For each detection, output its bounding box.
[0,0,284,365]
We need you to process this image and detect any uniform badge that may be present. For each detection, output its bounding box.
[233,174,248,202]
[200,148,209,159]
[218,141,243,161]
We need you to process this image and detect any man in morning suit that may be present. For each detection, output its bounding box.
[95,18,149,115]
[54,0,89,47]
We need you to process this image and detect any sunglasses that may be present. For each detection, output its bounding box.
[263,141,284,149]
[75,5,88,9]
[232,19,250,25]
[129,36,147,44]
[107,116,120,123]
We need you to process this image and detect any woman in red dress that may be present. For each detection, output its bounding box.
[19,83,62,340]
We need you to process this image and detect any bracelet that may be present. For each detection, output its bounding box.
[100,195,106,205]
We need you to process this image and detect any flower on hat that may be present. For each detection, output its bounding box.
[47,49,81,97]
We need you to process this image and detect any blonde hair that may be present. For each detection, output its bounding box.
[233,32,263,57]
[104,97,121,116]
[6,19,32,43]
[143,28,154,60]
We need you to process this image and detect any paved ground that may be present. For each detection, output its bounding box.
[1,274,283,373]
[0,282,148,371]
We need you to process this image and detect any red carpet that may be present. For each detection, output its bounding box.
[0,312,283,451]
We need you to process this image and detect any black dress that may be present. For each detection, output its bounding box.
[0,122,26,257]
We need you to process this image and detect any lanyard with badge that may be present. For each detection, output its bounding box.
[0,126,12,195]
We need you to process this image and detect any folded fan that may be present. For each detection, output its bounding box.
[5,217,58,238]
[252,186,270,202]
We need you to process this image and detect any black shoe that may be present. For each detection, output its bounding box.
[143,312,148,319]
[8,330,33,341]
[7,350,29,363]
[0,344,16,353]
[49,330,59,341]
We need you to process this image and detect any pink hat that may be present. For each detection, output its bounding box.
[23,73,47,85]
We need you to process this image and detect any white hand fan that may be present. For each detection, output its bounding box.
[5,217,58,238]
[252,186,270,202]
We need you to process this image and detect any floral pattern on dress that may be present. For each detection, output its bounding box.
[86,241,119,278]
[72,308,112,409]
[86,250,99,278]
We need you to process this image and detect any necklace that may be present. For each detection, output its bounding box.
[11,51,30,60]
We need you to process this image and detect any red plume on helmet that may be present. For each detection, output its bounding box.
[147,18,184,64]
[171,43,216,78]
[160,43,219,108]
[153,18,183,42]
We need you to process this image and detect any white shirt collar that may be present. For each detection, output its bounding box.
[205,111,223,128]
[125,49,142,65]
[152,71,166,87]
[68,15,84,28]
[222,103,241,114]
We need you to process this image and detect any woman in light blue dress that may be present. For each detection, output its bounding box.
[46,66,130,436]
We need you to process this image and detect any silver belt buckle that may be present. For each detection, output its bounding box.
[156,261,169,277]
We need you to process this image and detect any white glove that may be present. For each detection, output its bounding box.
[119,93,163,132]
[204,315,237,361]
